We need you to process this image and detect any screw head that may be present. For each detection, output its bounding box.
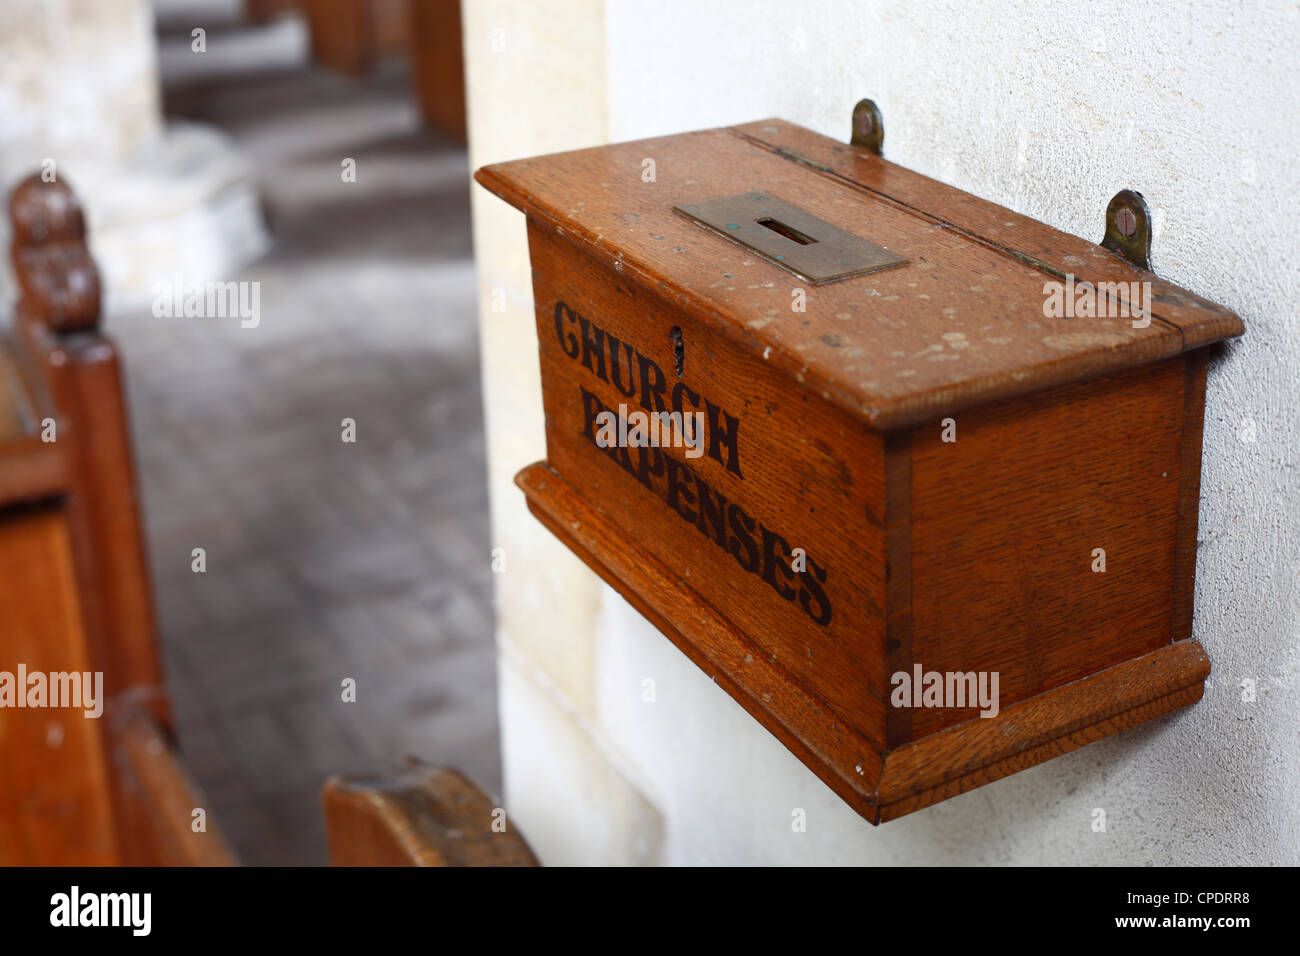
[1116,206,1138,238]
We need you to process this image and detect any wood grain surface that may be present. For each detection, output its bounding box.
[476,120,1242,431]
[113,712,237,866]
[0,340,67,509]
[517,462,1212,823]
[408,0,466,142]
[324,764,538,866]
[530,221,889,746]
[729,118,1242,350]
[516,462,886,818]
[1,174,230,863]
[901,354,1187,739]
[478,116,1238,822]
[0,507,119,865]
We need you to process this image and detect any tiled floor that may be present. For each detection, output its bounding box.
[109,9,498,865]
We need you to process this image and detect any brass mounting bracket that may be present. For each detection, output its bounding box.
[850,99,884,156]
[848,100,1154,272]
[1102,189,1153,271]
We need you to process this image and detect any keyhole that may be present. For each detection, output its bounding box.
[670,326,684,377]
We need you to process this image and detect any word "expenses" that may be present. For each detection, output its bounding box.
[554,300,833,627]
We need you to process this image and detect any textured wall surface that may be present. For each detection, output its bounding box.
[0,0,269,315]
[464,0,670,867]
[468,0,1299,864]
[0,0,163,185]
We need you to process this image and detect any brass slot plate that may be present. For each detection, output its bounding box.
[674,191,908,285]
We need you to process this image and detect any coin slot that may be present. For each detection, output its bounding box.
[675,192,908,284]
[756,217,817,245]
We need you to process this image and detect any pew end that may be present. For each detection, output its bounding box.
[1,173,235,865]
[323,762,538,867]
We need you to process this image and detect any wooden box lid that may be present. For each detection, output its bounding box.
[476,117,1243,430]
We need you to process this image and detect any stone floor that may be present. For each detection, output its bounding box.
[108,7,497,865]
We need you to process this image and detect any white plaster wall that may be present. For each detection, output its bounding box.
[0,0,270,316]
[0,0,163,183]
[465,0,671,866]
[468,0,1300,864]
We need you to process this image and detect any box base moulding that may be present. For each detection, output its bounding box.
[516,461,1212,824]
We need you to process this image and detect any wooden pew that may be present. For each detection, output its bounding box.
[302,0,410,76]
[245,0,300,24]
[408,0,466,142]
[323,762,538,866]
[0,174,235,866]
[276,0,467,142]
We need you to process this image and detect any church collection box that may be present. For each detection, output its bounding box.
[474,105,1243,823]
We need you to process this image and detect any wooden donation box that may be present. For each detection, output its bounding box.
[474,104,1243,823]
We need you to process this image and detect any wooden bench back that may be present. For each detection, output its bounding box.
[1,174,234,865]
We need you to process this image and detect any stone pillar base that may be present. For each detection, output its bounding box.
[3,121,269,318]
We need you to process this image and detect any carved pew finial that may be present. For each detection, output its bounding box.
[8,173,101,334]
